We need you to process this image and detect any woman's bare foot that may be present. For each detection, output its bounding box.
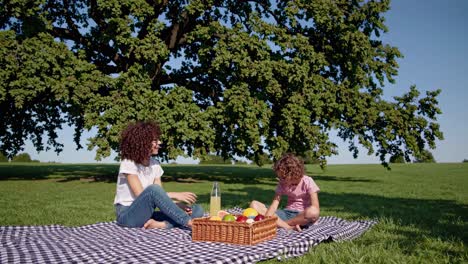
[143,219,167,229]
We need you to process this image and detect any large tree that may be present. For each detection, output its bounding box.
[0,0,443,166]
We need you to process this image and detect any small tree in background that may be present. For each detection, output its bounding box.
[253,153,273,167]
[463,159,468,163]
[11,153,32,162]
[199,154,232,165]
[414,150,436,163]
[390,153,405,163]
[0,152,8,162]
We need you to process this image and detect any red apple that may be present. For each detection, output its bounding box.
[236,215,248,222]
[254,214,265,221]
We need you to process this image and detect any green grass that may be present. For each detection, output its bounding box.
[0,162,467,263]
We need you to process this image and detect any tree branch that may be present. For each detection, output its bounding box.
[89,0,106,29]
[63,0,82,39]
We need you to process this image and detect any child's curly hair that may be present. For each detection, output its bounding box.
[120,121,161,166]
[273,153,305,183]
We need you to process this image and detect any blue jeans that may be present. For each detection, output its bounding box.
[276,209,300,221]
[115,184,204,228]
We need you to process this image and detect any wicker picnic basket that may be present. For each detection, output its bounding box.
[192,216,277,245]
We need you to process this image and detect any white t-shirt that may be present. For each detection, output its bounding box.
[113,158,164,206]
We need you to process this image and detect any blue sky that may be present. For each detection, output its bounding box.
[24,0,468,164]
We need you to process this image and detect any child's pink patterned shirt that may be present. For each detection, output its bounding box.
[275,176,320,211]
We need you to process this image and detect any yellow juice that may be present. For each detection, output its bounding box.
[210,196,221,216]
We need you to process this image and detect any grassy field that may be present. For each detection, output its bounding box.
[0,162,467,263]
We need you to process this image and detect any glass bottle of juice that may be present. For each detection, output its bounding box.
[210,182,221,217]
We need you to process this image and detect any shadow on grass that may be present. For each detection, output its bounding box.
[0,164,377,185]
[318,192,468,260]
[162,166,277,185]
[0,164,119,183]
[0,164,276,184]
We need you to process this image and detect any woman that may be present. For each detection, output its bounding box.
[114,121,203,229]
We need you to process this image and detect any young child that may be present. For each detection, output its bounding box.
[114,121,203,229]
[250,153,320,231]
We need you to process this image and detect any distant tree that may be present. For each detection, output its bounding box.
[254,153,273,167]
[414,150,436,163]
[199,154,232,165]
[0,152,8,162]
[390,153,405,163]
[463,159,468,163]
[11,153,32,162]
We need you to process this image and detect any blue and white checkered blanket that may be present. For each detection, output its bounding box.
[0,208,376,263]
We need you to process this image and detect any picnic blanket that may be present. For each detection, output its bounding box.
[0,208,376,263]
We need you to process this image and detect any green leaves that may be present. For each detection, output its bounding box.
[0,31,105,157]
[0,0,443,166]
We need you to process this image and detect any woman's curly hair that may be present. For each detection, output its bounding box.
[120,121,161,166]
[273,153,305,183]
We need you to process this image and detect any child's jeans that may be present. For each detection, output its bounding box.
[275,208,300,221]
[115,184,203,228]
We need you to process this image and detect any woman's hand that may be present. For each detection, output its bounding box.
[169,192,197,204]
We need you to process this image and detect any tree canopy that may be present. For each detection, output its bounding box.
[0,0,443,166]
